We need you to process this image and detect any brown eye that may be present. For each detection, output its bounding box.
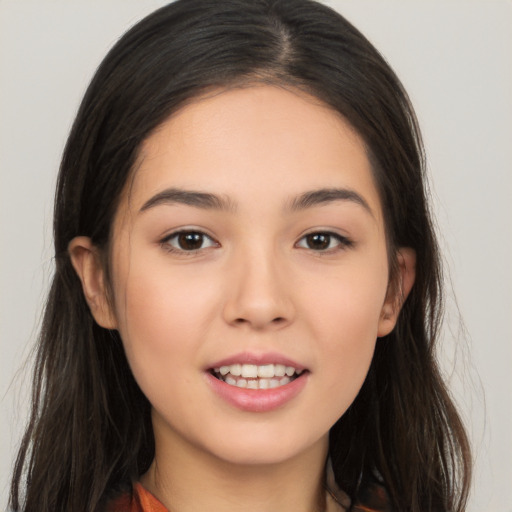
[305,233,331,250]
[296,232,352,252]
[177,232,204,250]
[164,231,217,252]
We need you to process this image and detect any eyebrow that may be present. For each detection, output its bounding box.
[139,186,373,217]
[139,188,235,213]
[288,187,374,217]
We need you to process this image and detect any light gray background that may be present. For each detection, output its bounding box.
[1,1,511,510]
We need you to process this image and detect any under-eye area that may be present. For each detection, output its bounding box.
[211,364,306,390]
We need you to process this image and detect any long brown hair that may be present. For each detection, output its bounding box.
[10,1,471,510]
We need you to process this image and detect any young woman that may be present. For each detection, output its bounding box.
[9,0,471,511]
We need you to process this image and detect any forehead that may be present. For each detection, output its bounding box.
[119,85,383,223]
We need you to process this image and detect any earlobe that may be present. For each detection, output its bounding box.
[68,236,118,329]
[377,247,416,337]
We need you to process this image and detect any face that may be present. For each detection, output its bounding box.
[73,85,408,468]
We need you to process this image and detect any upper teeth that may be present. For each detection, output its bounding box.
[214,363,302,378]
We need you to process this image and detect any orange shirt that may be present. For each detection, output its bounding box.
[107,478,390,512]
[108,482,168,512]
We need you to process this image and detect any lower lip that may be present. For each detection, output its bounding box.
[205,372,308,412]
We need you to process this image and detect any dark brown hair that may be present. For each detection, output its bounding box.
[10,1,471,510]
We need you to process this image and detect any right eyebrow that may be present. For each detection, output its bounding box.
[139,188,236,213]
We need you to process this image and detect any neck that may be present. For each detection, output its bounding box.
[141,418,330,512]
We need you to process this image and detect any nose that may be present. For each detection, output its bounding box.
[222,247,295,331]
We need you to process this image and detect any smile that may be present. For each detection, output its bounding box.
[212,363,304,390]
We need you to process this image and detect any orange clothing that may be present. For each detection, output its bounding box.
[107,458,390,512]
[108,482,168,512]
[107,481,390,512]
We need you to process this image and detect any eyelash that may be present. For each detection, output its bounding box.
[160,230,219,254]
[160,230,353,254]
[295,231,354,252]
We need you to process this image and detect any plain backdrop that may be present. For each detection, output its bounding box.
[0,1,511,510]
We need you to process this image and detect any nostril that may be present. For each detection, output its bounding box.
[232,316,286,326]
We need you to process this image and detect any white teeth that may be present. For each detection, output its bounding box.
[236,379,247,388]
[258,379,269,389]
[230,363,242,376]
[215,363,302,379]
[214,363,305,390]
[247,380,258,389]
[223,377,293,389]
[257,364,275,378]
[241,364,258,378]
[274,364,286,377]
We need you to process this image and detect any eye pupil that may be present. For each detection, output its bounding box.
[306,233,330,250]
[178,232,203,250]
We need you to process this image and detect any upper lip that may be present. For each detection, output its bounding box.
[207,351,307,371]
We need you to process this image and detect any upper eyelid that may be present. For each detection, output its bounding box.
[297,232,349,241]
[158,227,353,246]
[296,228,351,241]
[295,230,354,249]
[160,227,217,242]
[160,230,219,255]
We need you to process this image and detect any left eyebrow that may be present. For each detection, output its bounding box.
[139,188,235,213]
[288,187,374,217]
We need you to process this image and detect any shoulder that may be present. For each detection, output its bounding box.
[351,480,393,512]
[106,482,168,512]
[326,459,392,512]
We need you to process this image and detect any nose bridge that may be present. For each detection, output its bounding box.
[223,239,293,329]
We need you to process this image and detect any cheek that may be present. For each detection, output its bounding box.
[110,264,221,424]
[110,254,221,381]
[306,256,388,343]
[302,256,388,409]
[115,249,215,327]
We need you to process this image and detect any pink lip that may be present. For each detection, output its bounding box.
[205,351,309,413]
[207,351,306,371]
[205,372,308,412]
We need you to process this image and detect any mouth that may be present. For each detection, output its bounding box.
[210,363,305,390]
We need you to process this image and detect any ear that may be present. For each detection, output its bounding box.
[377,247,416,337]
[68,236,118,329]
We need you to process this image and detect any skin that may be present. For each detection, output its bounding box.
[70,85,415,512]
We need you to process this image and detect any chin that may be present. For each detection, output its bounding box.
[201,430,328,468]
